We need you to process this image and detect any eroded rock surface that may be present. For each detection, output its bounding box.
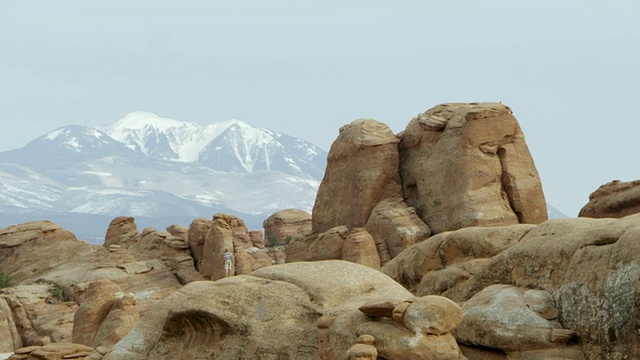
[579,179,640,218]
[312,119,402,233]
[399,102,547,233]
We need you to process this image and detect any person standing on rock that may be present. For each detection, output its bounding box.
[224,249,233,277]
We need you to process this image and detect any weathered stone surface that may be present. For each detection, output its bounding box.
[8,343,94,360]
[365,198,431,265]
[579,179,640,218]
[72,280,123,347]
[285,226,348,263]
[381,224,534,297]
[341,228,380,269]
[461,215,640,359]
[104,261,415,360]
[103,217,140,249]
[92,293,139,349]
[1,284,77,347]
[399,102,547,234]
[187,217,211,271]
[201,215,235,280]
[312,119,402,233]
[263,209,312,245]
[456,285,574,353]
[0,296,22,352]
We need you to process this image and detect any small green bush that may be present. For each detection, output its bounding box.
[267,235,279,247]
[284,235,293,245]
[51,285,65,302]
[0,270,10,289]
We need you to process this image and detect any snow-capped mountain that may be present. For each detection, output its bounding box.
[100,112,325,178]
[0,112,328,241]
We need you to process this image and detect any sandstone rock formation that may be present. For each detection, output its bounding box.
[579,179,640,218]
[456,284,578,357]
[103,261,465,360]
[399,102,547,234]
[312,119,402,233]
[357,296,465,359]
[103,217,140,249]
[365,198,431,266]
[186,217,211,271]
[263,208,312,245]
[381,224,535,297]
[286,226,381,269]
[0,220,182,350]
[8,343,95,360]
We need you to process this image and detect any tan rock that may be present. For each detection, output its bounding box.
[2,284,78,346]
[381,224,534,297]
[365,198,431,265]
[579,179,640,218]
[93,293,139,349]
[248,230,266,249]
[103,217,140,249]
[341,228,380,269]
[104,261,413,360]
[165,224,188,240]
[461,215,640,358]
[201,216,234,280]
[312,119,402,233]
[346,334,378,360]
[72,280,123,347]
[8,343,94,360]
[399,102,547,234]
[285,226,348,263]
[187,218,211,271]
[456,284,575,353]
[263,209,312,245]
[0,296,22,352]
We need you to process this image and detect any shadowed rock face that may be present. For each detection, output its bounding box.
[399,103,547,234]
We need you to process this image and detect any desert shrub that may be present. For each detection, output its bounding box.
[267,235,279,247]
[0,269,10,289]
[284,235,293,245]
[51,285,66,302]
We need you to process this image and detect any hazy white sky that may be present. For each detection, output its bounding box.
[1,0,638,217]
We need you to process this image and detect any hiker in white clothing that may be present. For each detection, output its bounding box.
[224,249,233,277]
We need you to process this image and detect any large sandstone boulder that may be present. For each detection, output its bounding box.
[380,224,535,298]
[312,119,402,233]
[103,261,407,359]
[399,102,547,234]
[187,217,211,271]
[579,179,640,218]
[456,284,578,356]
[103,217,140,249]
[103,261,463,360]
[459,215,640,359]
[263,208,312,245]
[365,197,431,265]
[201,215,235,280]
[286,226,381,269]
[72,279,138,349]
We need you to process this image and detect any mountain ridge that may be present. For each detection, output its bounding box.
[0,112,328,240]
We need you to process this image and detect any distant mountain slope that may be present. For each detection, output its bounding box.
[0,113,328,239]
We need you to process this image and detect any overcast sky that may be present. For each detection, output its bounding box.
[1,1,638,217]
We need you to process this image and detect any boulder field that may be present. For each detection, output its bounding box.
[2,102,640,359]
